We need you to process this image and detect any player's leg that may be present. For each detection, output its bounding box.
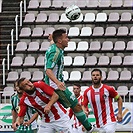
[55,88,93,131]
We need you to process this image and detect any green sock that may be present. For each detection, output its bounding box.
[74,111,92,131]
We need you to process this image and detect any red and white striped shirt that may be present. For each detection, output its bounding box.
[82,84,118,128]
[69,95,83,128]
[18,81,66,123]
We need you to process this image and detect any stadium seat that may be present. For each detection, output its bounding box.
[89,41,101,51]
[63,1,75,7]
[128,26,133,36]
[40,42,50,51]
[119,70,131,81]
[111,0,123,7]
[73,56,85,66]
[40,0,51,8]
[15,42,27,52]
[51,0,63,8]
[108,12,119,22]
[120,12,132,21]
[20,71,31,80]
[97,56,110,66]
[28,0,39,9]
[75,0,87,7]
[82,71,91,81]
[117,86,128,102]
[68,27,80,36]
[11,56,23,67]
[6,71,19,82]
[23,13,35,23]
[129,86,133,102]
[101,41,113,51]
[47,13,59,22]
[35,55,45,66]
[92,27,104,36]
[59,13,70,22]
[123,0,133,7]
[117,26,128,36]
[77,41,89,51]
[35,13,47,22]
[2,86,15,103]
[98,0,111,7]
[101,70,106,80]
[85,56,97,66]
[123,56,133,66]
[43,27,55,36]
[69,71,81,81]
[80,27,92,36]
[31,27,43,37]
[64,41,76,51]
[126,41,133,51]
[95,13,107,22]
[110,56,122,66]
[27,42,40,52]
[104,26,116,36]
[84,13,95,22]
[19,27,31,37]
[86,0,99,7]
[113,41,126,51]
[106,70,119,81]
[31,71,44,81]
[23,56,35,66]
[64,56,72,66]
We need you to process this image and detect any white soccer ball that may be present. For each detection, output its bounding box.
[65,5,81,20]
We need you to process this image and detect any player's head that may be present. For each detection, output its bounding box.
[18,78,35,95]
[14,79,23,95]
[52,29,69,49]
[91,69,102,85]
[73,83,81,97]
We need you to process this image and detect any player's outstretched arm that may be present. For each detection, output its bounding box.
[44,92,59,114]
[116,96,123,122]
[23,112,38,126]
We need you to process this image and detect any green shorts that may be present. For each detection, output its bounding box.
[55,87,78,108]
[15,129,37,133]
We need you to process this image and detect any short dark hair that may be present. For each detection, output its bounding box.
[17,78,26,90]
[52,29,66,43]
[91,69,102,76]
[73,83,81,88]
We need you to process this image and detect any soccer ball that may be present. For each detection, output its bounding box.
[65,5,81,20]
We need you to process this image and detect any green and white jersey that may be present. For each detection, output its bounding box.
[11,94,38,131]
[44,43,64,89]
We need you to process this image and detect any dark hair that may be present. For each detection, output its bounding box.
[17,78,26,90]
[91,69,102,76]
[52,29,66,43]
[14,79,19,88]
[73,83,81,88]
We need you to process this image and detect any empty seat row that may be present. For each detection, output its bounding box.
[15,40,133,53]
[64,55,133,66]
[6,69,132,83]
[63,70,132,82]
[23,12,133,23]
[27,0,132,9]
[11,55,133,68]
[15,41,50,52]
[19,26,133,38]
[6,70,44,82]
[65,40,133,52]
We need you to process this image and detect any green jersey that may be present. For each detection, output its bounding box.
[11,94,38,131]
[44,43,64,89]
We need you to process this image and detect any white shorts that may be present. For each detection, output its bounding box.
[37,114,73,133]
[72,125,87,133]
[94,122,117,133]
